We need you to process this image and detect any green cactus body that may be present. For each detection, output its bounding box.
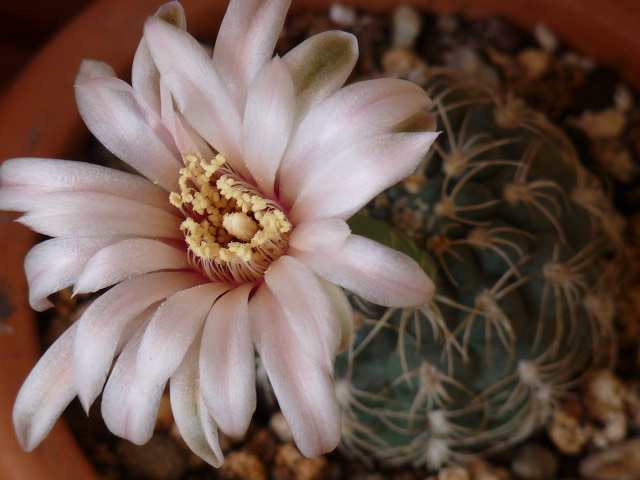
[336,72,624,468]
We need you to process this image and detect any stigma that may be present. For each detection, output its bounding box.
[170,154,291,283]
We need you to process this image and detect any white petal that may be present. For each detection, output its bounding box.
[17,191,182,239]
[213,0,291,110]
[279,78,434,207]
[292,234,435,307]
[136,282,231,388]
[282,30,358,119]
[24,236,126,311]
[131,2,186,112]
[73,271,204,410]
[159,81,216,160]
[264,256,341,369]
[101,323,164,445]
[199,284,255,438]
[249,286,341,457]
[288,218,350,256]
[13,323,78,451]
[171,341,224,467]
[289,132,439,222]
[74,238,189,294]
[143,17,246,176]
[75,60,181,191]
[0,157,170,211]
[242,57,295,198]
[321,279,354,353]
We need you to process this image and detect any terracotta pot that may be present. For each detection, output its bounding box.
[0,0,638,478]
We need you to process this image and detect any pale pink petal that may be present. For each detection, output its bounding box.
[12,323,78,451]
[199,285,255,438]
[73,272,205,410]
[131,2,186,112]
[291,234,435,308]
[143,17,246,176]
[24,236,126,311]
[101,324,164,445]
[242,57,295,198]
[17,191,182,239]
[288,218,350,256]
[171,341,224,467]
[0,157,170,211]
[249,286,341,457]
[289,131,439,222]
[282,30,358,119]
[136,283,232,388]
[320,279,354,352]
[213,0,291,110]
[158,81,216,160]
[75,60,181,191]
[74,238,189,294]
[264,256,341,370]
[279,79,435,206]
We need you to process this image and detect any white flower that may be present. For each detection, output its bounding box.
[0,0,437,465]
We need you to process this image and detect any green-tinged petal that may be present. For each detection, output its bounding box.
[282,30,358,119]
[348,213,439,279]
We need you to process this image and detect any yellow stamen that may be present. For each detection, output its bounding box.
[169,153,291,283]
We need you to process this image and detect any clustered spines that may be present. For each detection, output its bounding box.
[336,71,624,468]
[169,153,291,284]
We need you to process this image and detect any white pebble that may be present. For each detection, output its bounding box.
[329,3,357,27]
[269,411,294,443]
[614,83,635,112]
[533,22,559,52]
[392,4,423,49]
[580,437,640,480]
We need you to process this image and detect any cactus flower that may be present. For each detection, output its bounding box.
[0,0,437,465]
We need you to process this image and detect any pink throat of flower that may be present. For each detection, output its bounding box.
[169,153,291,283]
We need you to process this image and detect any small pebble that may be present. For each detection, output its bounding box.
[437,466,470,480]
[465,459,511,480]
[218,451,268,480]
[269,411,294,443]
[583,370,627,420]
[569,108,627,139]
[614,83,635,112]
[533,23,559,52]
[547,404,593,455]
[516,48,552,79]
[391,4,423,49]
[116,436,188,480]
[436,14,459,35]
[580,437,640,480]
[382,47,430,86]
[444,47,500,88]
[511,443,559,480]
[592,411,628,448]
[244,428,279,464]
[329,3,357,27]
[591,142,638,183]
[272,443,328,480]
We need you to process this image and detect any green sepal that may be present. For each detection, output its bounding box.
[348,213,438,280]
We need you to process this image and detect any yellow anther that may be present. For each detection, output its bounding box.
[170,152,291,281]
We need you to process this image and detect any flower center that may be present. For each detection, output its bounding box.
[169,153,291,283]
